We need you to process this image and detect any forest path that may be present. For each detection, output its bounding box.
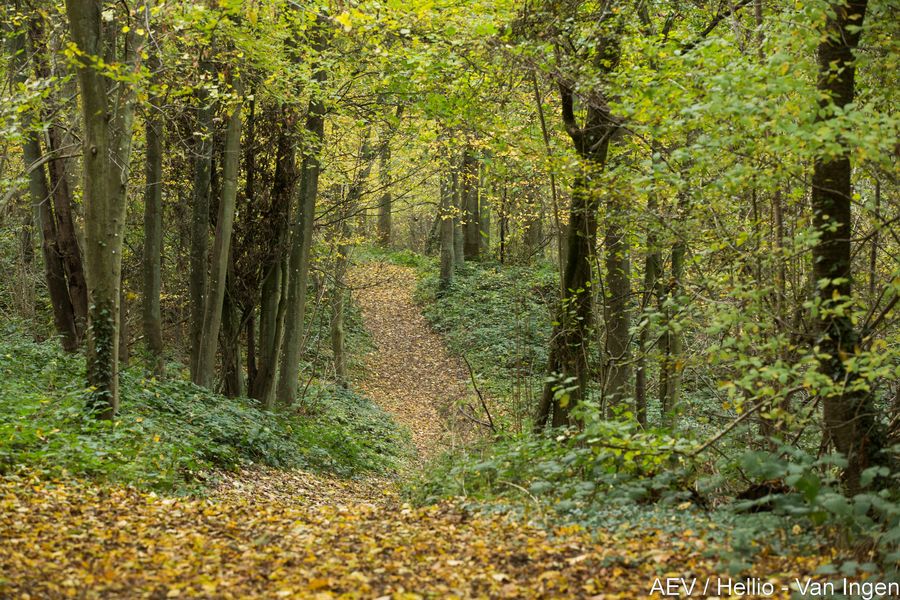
[0,260,609,598]
[350,261,472,459]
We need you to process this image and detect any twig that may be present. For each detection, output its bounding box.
[691,386,804,457]
[461,354,496,433]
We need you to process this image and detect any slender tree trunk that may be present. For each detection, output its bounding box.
[251,109,296,407]
[452,167,465,267]
[46,123,88,338]
[376,138,392,246]
[28,15,89,341]
[118,282,129,366]
[479,162,490,254]
[246,311,257,390]
[331,131,374,386]
[532,72,565,285]
[195,85,242,388]
[331,232,349,386]
[142,53,165,377]
[811,0,883,494]
[221,278,244,398]
[461,148,480,260]
[867,179,879,299]
[499,183,507,265]
[277,48,327,406]
[603,200,632,413]
[189,61,214,378]
[659,192,687,426]
[535,51,622,429]
[8,20,79,351]
[29,133,79,352]
[635,194,660,427]
[439,171,455,293]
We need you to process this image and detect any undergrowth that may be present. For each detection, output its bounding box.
[415,259,556,429]
[0,324,410,493]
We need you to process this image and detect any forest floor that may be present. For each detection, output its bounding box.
[0,263,824,599]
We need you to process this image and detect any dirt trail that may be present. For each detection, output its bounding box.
[0,260,820,598]
[0,260,611,599]
[350,262,472,458]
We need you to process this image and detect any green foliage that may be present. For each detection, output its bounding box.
[0,326,410,492]
[724,445,900,572]
[416,260,556,426]
[411,405,697,526]
[356,245,434,270]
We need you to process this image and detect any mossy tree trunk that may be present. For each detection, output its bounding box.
[65,0,141,418]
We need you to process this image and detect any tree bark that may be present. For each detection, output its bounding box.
[195,82,242,389]
[331,131,374,386]
[439,171,455,293]
[221,276,244,398]
[65,0,140,418]
[277,38,327,406]
[603,201,632,413]
[8,18,79,351]
[251,108,296,407]
[452,166,465,267]
[142,51,165,377]
[461,148,480,260]
[189,59,214,378]
[376,137,392,246]
[535,85,616,429]
[635,193,660,427]
[811,0,883,494]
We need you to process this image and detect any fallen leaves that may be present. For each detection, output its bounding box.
[0,262,830,598]
[350,263,479,458]
[0,470,830,599]
[0,471,607,598]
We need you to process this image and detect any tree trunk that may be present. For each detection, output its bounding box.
[461,148,480,260]
[251,108,296,407]
[376,138,392,246]
[331,131,374,386]
[65,0,140,418]
[189,61,214,378]
[603,202,632,413]
[659,202,686,425]
[195,85,242,389]
[118,282,129,367]
[479,163,490,254]
[635,192,660,427]
[277,49,327,406]
[438,171,455,293]
[142,53,165,377]
[8,19,79,351]
[330,237,349,386]
[811,0,883,494]
[27,15,90,342]
[221,279,244,398]
[29,132,79,352]
[535,78,618,430]
[452,167,465,267]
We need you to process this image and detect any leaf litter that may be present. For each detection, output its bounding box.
[0,263,826,598]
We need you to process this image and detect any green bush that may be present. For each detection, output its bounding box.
[0,325,410,492]
[416,260,556,424]
[410,403,698,524]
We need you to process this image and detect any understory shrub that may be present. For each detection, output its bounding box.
[0,324,410,492]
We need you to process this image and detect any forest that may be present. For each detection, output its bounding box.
[0,0,898,597]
